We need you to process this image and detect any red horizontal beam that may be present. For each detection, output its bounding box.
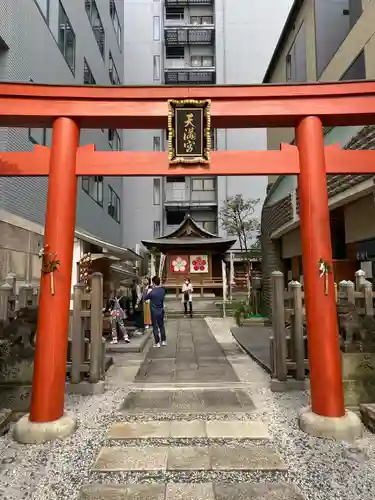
[1,81,375,128]
[0,145,50,175]
[325,147,375,174]
[75,145,299,176]
[2,144,375,177]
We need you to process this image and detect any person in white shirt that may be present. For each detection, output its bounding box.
[182,278,193,318]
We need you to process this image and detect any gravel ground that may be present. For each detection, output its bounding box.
[206,317,375,500]
[0,317,374,500]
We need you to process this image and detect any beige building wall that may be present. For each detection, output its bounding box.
[267,0,375,185]
[267,0,316,184]
[344,194,375,243]
[281,227,302,259]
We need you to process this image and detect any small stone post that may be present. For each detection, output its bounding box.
[0,283,12,322]
[271,271,288,382]
[289,280,305,381]
[363,280,374,318]
[70,283,85,385]
[343,280,355,305]
[18,284,33,309]
[355,269,366,292]
[89,273,104,384]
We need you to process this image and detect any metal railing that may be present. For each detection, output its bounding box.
[165,28,215,46]
[164,70,216,85]
[165,0,213,5]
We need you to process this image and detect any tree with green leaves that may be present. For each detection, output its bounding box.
[219,194,261,254]
[219,195,261,307]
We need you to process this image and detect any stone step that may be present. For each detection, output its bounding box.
[80,482,305,500]
[106,420,270,440]
[92,444,286,473]
[106,330,152,354]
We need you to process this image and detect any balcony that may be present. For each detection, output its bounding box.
[165,27,215,46]
[164,69,216,84]
[165,189,217,206]
[165,0,214,5]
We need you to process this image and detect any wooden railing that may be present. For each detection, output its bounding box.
[69,272,107,387]
[164,277,223,296]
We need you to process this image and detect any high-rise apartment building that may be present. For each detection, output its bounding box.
[0,0,126,283]
[122,0,294,251]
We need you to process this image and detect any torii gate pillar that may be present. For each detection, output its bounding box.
[296,117,360,439]
[14,118,79,444]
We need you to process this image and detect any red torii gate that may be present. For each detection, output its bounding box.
[1,81,374,443]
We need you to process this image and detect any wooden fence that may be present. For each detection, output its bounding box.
[271,268,374,388]
[68,272,107,387]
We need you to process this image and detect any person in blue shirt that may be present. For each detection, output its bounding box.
[147,276,166,348]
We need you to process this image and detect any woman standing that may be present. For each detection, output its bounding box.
[105,289,129,344]
[182,278,193,318]
[143,277,153,330]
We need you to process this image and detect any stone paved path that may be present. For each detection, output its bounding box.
[81,319,304,499]
[2,318,375,499]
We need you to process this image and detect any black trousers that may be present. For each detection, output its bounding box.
[184,301,193,316]
[151,309,166,343]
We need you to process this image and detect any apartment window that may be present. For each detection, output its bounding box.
[154,221,161,238]
[165,7,184,21]
[82,176,103,206]
[153,55,161,80]
[153,179,161,205]
[341,51,366,81]
[153,136,161,151]
[314,0,362,78]
[108,186,121,223]
[58,2,75,73]
[108,129,122,151]
[192,178,215,191]
[153,16,160,41]
[109,52,121,84]
[29,127,46,146]
[166,211,186,226]
[202,221,217,234]
[85,0,105,58]
[285,23,307,82]
[84,58,96,84]
[191,55,214,67]
[110,0,122,48]
[166,46,184,59]
[190,16,213,25]
[35,0,49,21]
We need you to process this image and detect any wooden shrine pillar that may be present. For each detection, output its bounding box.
[296,116,345,418]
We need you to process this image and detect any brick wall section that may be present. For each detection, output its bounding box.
[261,195,293,317]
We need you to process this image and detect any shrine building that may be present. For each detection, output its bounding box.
[142,214,236,297]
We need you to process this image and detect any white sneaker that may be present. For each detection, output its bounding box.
[110,339,118,344]
[124,337,130,343]
[154,343,161,348]
[161,341,167,346]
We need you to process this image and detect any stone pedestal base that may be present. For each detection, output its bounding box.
[299,406,363,442]
[13,413,77,444]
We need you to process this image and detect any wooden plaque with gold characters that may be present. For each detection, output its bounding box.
[168,99,211,165]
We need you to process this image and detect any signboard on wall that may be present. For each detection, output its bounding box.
[170,255,188,273]
[190,255,209,273]
[168,99,211,165]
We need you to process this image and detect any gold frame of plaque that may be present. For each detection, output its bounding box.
[168,99,211,165]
